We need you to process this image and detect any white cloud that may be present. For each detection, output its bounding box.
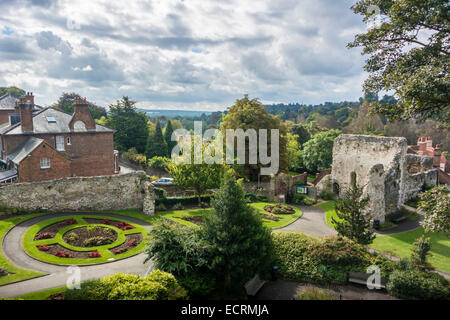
[0,0,366,110]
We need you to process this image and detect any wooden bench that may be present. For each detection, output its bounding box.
[245,274,267,296]
[348,272,386,289]
[391,215,407,224]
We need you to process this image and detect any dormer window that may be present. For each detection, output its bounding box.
[46,115,56,123]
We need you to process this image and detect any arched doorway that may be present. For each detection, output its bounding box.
[332,183,340,196]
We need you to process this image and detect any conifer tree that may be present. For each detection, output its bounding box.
[164,120,175,157]
[146,120,168,158]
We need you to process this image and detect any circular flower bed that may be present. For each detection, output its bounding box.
[23,215,147,265]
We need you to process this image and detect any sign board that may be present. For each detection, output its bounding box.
[296,186,307,194]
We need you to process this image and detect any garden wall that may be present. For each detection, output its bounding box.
[0,171,156,215]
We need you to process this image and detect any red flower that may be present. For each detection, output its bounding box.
[38,245,50,251]
[123,225,135,231]
[89,251,101,258]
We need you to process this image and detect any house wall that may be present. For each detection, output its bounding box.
[0,171,155,215]
[0,110,16,126]
[2,131,114,177]
[18,142,71,182]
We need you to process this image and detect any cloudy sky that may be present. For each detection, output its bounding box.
[0,0,369,111]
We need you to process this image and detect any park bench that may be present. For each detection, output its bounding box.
[245,274,267,296]
[390,213,407,224]
[348,272,386,289]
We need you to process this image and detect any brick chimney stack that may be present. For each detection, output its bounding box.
[417,137,427,154]
[69,97,96,131]
[426,137,433,148]
[19,92,34,133]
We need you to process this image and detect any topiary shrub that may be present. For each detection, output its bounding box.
[386,270,450,300]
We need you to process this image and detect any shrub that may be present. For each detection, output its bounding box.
[387,270,450,300]
[89,251,101,258]
[147,156,171,170]
[156,203,167,212]
[172,203,184,210]
[84,236,113,247]
[178,273,216,299]
[320,190,336,201]
[64,271,187,300]
[37,245,50,251]
[66,232,79,244]
[293,194,316,205]
[410,236,432,270]
[153,187,166,199]
[124,149,147,168]
[63,219,77,225]
[155,195,213,207]
[199,201,209,208]
[54,251,72,258]
[113,247,128,255]
[35,232,54,240]
[264,204,295,215]
[297,286,337,300]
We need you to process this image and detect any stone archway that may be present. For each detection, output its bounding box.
[332,182,340,196]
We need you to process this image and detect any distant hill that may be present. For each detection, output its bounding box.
[136,108,213,118]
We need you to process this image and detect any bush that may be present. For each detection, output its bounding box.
[64,271,187,300]
[124,149,147,168]
[38,245,50,251]
[89,251,101,258]
[153,187,167,199]
[66,232,79,244]
[35,232,54,240]
[155,195,213,207]
[83,236,113,247]
[172,203,184,210]
[156,203,167,212]
[293,194,316,205]
[319,190,336,201]
[272,233,396,285]
[387,270,450,300]
[178,273,216,299]
[264,204,295,215]
[148,156,171,170]
[297,286,337,300]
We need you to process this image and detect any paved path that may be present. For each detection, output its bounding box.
[375,205,423,235]
[274,205,336,238]
[0,212,154,298]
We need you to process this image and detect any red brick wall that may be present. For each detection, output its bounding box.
[0,110,16,126]
[18,142,71,182]
[3,131,115,178]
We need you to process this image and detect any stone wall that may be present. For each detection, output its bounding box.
[329,134,437,223]
[0,171,156,215]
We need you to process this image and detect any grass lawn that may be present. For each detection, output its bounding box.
[0,214,47,286]
[371,228,450,274]
[316,201,450,274]
[12,285,67,300]
[158,202,303,229]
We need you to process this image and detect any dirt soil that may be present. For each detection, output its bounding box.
[37,244,98,259]
[109,233,143,255]
[35,219,78,240]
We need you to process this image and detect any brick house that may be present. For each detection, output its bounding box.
[0,93,120,183]
[0,93,42,126]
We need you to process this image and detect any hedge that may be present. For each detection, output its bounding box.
[156,195,213,207]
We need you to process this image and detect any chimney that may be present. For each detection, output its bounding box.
[19,92,34,133]
[433,144,442,168]
[426,137,433,148]
[418,137,427,154]
[69,97,96,131]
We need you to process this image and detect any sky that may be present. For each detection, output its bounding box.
[0,0,369,111]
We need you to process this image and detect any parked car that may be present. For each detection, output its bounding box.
[151,177,174,185]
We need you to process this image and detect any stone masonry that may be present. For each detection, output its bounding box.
[0,171,156,215]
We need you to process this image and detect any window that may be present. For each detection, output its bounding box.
[9,114,20,126]
[40,158,50,169]
[56,136,65,151]
[46,115,56,123]
[67,136,71,145]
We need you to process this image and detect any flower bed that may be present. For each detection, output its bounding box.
[23,215,147,265]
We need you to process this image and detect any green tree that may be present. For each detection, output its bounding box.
[0,86,25,98]
[349,0,450,125]
[105,96,149,153]
[53,92,107,119]
[167,144,225,204]
[164,120,176,157]
[419,186,450,232]
[333,180,375,245]
[202,175,274,295]
[221,95,288,180]
[289,123,311,146]
[410,235,432,270]
[146,120,168,158]
[302,129,341,172]
[286,132,303,172]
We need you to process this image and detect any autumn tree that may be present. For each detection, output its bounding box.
[349,0,450,125]
[221,95,288,181]
[53,92,107,119]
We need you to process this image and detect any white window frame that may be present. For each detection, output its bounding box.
[56,135,65,151]
[40,158,50,169]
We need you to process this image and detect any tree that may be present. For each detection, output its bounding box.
[221,95,288,180]
[146,120,168,158]
[343,102,384,135]
[332,180,375,245]
[105,96,149,153]
[53,92,107,119]
[286,132,303,172]
[202,174,274,294]
[0,86,25,98]
[164,120,176,156]
[349,0,450,125]
[167,144,225,204]
[419,186,450,232]
[416,120,450,151]
[289,123,311,146]
[410,235,432,270]
[302,129,341,172]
